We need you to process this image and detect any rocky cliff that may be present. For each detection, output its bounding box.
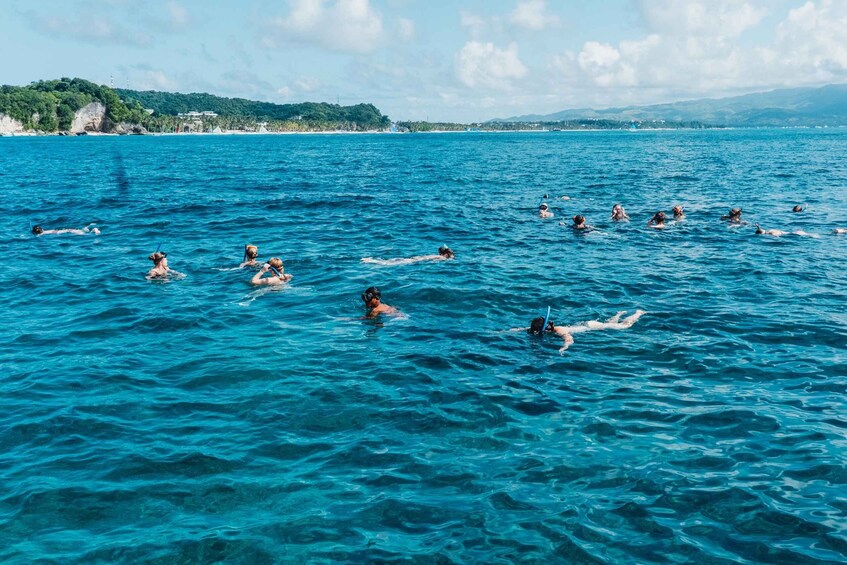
[71,102,107,133]
[0,114,24,134]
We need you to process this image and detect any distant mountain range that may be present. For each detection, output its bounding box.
[496,84,847,127]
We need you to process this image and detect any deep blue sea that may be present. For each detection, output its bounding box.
[2,130,847,563]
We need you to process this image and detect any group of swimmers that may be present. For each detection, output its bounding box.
[539,199,843,237]
[30,196,844,353]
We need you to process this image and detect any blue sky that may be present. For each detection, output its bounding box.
[2,0,846,121]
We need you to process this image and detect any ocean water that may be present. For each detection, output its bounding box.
[1,129,847,563]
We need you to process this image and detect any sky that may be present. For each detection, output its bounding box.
[2,0,847,122]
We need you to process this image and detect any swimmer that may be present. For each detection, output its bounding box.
[240,245,259,268]
[572,215,591,230]
[792,204,804,213]
[611,204,629,221]
[147,251,185,279]
[539,203,554,218]
[251,257,293,286]
[362,246,455,266]
[522,310,646,353]
[834,228,847,235]
[721,207,744,224]
[754,224,787,237]
[647,211,667,228]
[32,224,100,236]
[362,286,399,318]
[672,205,685,220]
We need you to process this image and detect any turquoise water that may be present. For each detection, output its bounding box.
[2,130,847,563]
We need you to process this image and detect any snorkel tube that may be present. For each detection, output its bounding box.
[268,265,282,277]
[541,306,551,335]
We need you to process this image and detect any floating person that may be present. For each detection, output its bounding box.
[722,207,744,224]
[672,205,685,220]
[792,204,804,213]
[754,224,786,237]
[572,215,591,230]
[361,246,455,266]
[251,257,293,285]
[611,204,629,221]
[32,224,100,236]
[539,203,554,218]
[647,211,667,228]
[147,251,185,279]
[834,228,847,234]
[523,309,646,353]
[361,286,399,318]
[240,245,259,268]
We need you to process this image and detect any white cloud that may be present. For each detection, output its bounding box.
[773,0,847,79]
[398,17,415,40]
[454,41,528,89]
[460,11,487,38]
[265,0,386,54]
[509,0,559,30]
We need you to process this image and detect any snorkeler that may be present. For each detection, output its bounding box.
[539,203,554,218]
[754,224,786,237]
[611,204,629,221]
[834,228,847,234]
[240,245,259,268]
[672,205,685,220]
[524,310,646,353]
[647,211,667,228]
[147,251,185,279]
[792,204,804,213]
[362,286,399,318]
[251,257,293,285]
[721,207,744,224]
[572,215,591,230]
[32,224,100,236]
[361,246,455,266]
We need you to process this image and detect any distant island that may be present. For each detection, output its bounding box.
[496,84,847,128]
[4,77,845,136]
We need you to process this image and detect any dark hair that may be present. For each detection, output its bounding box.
[653,211,666,222]
[438,246,454,258]
[573,215,585,225]
[792,205,803,212]
[539,203,548,210]
[529,317,551,335]
[32,225,43,235]
[362,286,381,304]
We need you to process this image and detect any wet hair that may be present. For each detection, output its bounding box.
[438,246,454,258]
[755,224,764,234]
[245,245,258,259]
[148,251,167,264]
[268,257,283,271]
[539,203,548,210]
[528,317,553,335]
[672,205,684,215]
[362,286,381,304]
[792,205,803,212]
[652,211,666,223]
[573,215,586,225]
[32,225,43,235]
[729,207,742,217]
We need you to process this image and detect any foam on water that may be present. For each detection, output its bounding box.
[1,130,847,562]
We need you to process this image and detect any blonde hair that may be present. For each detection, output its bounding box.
[268,257,283,271]
[245,245,258,259]
[148,251,167,265]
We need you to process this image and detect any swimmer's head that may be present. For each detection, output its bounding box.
[542,194,549,199]
[539,203,549,211]
[362,286,381,305]
[268,257,283,271]
[755,223,763,234]
[245,245,258,259]
[793,205,803,213]
[573,215,586,226]
[148,251,167,264]
[672,205,684,216]
[438,246,454,258]
[612,204,623,212]
[528,317,554,335]
[32,225,43,235]
[729,207,742,218]
[652,211,666,222]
